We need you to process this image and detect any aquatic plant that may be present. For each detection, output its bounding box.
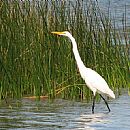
[0,0,129,100]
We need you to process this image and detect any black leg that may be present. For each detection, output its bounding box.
[99,94,111,112]
[92,95,96,114]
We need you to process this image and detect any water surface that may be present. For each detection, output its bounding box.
[96,0,130,28]
[0,94,130,130]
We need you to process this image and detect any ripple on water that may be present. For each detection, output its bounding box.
[0,94,130,129]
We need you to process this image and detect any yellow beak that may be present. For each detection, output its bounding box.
[51,31,65,35]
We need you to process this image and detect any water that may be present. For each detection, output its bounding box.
[96,0,130,28]
[0,1,129,129]
[0,94,130,130]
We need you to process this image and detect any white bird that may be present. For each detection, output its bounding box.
[51,31,115,113]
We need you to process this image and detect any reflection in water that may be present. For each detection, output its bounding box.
[76,113,109,130]
[0,94,130,129]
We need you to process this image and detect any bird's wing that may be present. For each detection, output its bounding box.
[84,68,110,95]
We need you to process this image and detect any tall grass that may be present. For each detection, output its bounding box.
[0,0,129,100]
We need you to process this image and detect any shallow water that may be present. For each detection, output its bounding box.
[0,94,130,130]
[96,0,130,28]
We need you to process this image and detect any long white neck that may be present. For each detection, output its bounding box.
[69,35,86,75]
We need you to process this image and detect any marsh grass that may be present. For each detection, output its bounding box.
[0,0,129,100]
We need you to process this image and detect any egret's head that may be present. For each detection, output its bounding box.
[51,31,71,37]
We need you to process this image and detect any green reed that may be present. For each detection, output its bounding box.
[0,0,129,100]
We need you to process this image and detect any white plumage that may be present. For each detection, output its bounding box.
[84,68,115,98]
[52,31,115,113]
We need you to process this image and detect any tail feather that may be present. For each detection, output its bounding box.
[108,89,115,99]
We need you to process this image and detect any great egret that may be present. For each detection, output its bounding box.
[51,31,115,113]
